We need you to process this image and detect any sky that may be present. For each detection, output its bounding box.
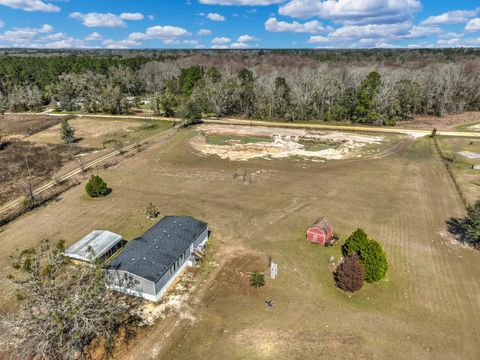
[0,0,479,49]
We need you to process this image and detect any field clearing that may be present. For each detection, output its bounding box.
[436,137,480,203]
[408,112,480,131]
[0,114,60,137]
[194,124,388,161]
[26,117,172,149]
[0,126,479,359]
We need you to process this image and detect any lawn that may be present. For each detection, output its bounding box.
[0,128,479,360]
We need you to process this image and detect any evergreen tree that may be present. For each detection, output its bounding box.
[60,119,75,144]
[238,68,255,117]
[353,71,382,123]
[85,175,108,198]
[342,228,388,283]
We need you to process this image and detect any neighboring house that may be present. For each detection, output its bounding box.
[306,217,333,246]
[63,230,125,263]
[104,216,208,302]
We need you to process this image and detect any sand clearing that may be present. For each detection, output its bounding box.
[191,124,384,161]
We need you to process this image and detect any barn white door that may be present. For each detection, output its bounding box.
[313,235,318,243]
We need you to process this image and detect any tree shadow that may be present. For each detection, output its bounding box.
[446,217,466,243]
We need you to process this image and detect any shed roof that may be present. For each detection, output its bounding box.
[63,230,123,263]
[311,217,333,233]
[104,216,208,283]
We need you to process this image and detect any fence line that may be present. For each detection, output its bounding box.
[432,136,468,209]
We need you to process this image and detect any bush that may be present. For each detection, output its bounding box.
[85,175,108,198]
[334,253,365,292]
[145,203,159,219]
[21,195,35,211]
[342,228,388,283]
[250,272,265,288]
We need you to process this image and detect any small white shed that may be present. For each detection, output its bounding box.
[63,230,124,263]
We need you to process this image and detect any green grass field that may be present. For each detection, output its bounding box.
[206,134,274,145]
[0,128,479,360]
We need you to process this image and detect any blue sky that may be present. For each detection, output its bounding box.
[0,1,479,49]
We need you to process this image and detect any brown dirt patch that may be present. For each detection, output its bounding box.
[0,141,73,204]
[0,114,60,136]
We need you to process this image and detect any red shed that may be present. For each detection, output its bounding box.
[306,217,333,246]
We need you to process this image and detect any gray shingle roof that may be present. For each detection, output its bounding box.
[105,216,207,282]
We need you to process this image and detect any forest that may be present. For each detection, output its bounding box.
[0,49,479,125]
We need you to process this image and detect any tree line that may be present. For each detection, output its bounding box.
[0,51,479,124]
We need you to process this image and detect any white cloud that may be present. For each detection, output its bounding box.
[403,25,443,39]
[279,0,421,25]
[265,17,324,34]
[466,18,480,32]
[70,12,144,28]
[102,38,141,49]
[211,36,231,44]
[128,25,191,41]
[437,37,461,46]
[85,32,103,41]
[148,14,155,20]
[197,29,212,36]
[307,21,442,46]
[163,39,199,45]
[199,0,283,4]
[0,0,60,12]
[230,42,250,48]
[123,25,192,47]
[39,24,53,33]
[0,21,4,29]
[0,24,91,48]
[39,37,88,49]
[421,10,477,26]
[119,13,144,21]
[237,34,255,42]
[207,13,226,21]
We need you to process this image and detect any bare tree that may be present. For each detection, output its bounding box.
[1,240,142,360]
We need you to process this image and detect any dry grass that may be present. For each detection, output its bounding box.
[0,114,60,137]
[0,141,73,204]
[0,127,479,359]
[26,117,172,149]
[408,112,480,131]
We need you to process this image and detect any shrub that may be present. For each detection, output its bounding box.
[334,253,364,292]
[85,175,108,198]
[145,203,159,219]
[342,228,388,283]
[250,272,265,288]
[21,195,35,211]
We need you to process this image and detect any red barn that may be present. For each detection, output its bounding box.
[306,217,333,246]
